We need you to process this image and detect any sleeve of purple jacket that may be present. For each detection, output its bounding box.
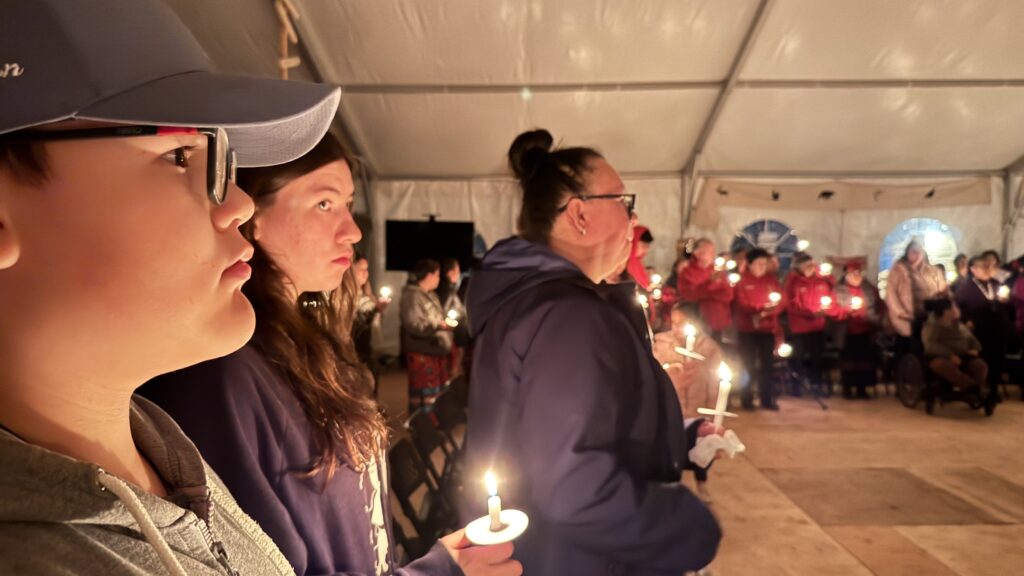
[517,302,721,572]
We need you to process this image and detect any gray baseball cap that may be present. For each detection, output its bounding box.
[0,0,341,167]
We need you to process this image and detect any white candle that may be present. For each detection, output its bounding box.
[728,272,741,286]
[650,273,663,286]
[998,285,1011,301]
[485,471,504,531]
[769,292,782,306]
[652,288,663,300]
[637,294,649,308]
[713,362,732,428]
[683,323,697,352]
[726,260,737,271]
[379,286,393,300]
[851,296,863,310]
[819,262,833,276]
[820,295,833,309]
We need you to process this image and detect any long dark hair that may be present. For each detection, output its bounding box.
[508,129,603,243]
[237,134,386,478]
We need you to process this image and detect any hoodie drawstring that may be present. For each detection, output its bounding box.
[97,471,188,576]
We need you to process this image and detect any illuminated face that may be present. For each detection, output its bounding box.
[0,121,256,383]
[693,241,716,268]
[252,160,361,295]
[748,257,769,278]
[846,269,863,286]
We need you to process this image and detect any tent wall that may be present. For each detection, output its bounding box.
[687,177,1005,282]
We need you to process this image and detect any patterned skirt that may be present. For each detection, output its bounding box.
[406,352,450,413]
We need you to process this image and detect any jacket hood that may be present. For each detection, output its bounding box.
[466,237,586,337]
[0,396,212,528]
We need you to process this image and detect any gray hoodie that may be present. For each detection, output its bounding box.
[0,396,294,575]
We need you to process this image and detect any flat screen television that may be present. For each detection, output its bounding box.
[385,219,475,271]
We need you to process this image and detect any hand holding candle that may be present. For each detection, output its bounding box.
[768,292,782,307]
[998,285,1010,301]
[714,256,726,270]
[379,285,393,301]
[820,295,833,309]
[445,309,460,328]
[850,296,863,310]
[691,362,746,467]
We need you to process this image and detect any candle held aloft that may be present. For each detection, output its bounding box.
[485,471,505,532]
[713,363,733,427]
[683,323,697,352]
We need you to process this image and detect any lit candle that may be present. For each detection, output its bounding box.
[998,285,1011,301]
[379,286,393,300]
[652,288,663,300]
[820,295,833,309]
[769,292,782,306]
[728,272,741,286]
[683,323,697,352]
[819,262,833,276]
[946,270,958,283]
[485,471,504,532]
[637,294,649,308]
[797,239,811,252]
[650,273,663,286]
[714,256,726,270]
[726,260,737,270]
[713,362,732,427]
[851,296,863,310]
[445,309,459,327]
[778,343,793,358]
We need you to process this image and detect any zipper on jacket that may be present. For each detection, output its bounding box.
[197,517,240,576]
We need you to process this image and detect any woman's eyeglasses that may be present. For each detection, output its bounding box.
[1,125,236,205]
[557,193,636,215]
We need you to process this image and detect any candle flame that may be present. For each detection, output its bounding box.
[851,296,863,308]
[379,286,393,299]
[484,470,498,497]
[769,292,782,303]
[728,272,741,285]
[717,362,732,382]
[683,323,697,338]
[819,263,833,275]
[778,343,793,358]
[821,296,833,307]
[447,309,458,320]
[946,270,958,283]
[726,260,737,270]
[652,288,663,300]
[650,273,663,285]
[714,257,726,268]
[797,239,811,251]
[998,285,1010,299]
[637,294,649,307]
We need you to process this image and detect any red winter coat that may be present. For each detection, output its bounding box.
[784,272,837,334]
[835,282,881,336]
[677,263,734,331]
[734,272,784,333]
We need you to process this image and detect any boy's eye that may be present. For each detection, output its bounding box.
[165,146,194,169]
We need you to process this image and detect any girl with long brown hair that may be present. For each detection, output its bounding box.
[142,133,519,576]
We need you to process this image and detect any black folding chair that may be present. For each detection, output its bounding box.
[387,436,457,546]
[405,408,458,490]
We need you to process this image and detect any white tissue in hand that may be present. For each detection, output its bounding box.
[689,430,746,468]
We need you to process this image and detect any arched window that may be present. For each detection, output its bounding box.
[730,219,802,274]
[877,218,959,298]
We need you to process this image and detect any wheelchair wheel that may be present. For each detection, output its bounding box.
[895,354,924,409]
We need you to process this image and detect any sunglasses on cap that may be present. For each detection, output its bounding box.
[1,125,236,205]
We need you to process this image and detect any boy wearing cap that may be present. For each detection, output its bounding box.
[0,0,340,573]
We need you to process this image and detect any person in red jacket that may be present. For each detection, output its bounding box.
[734,249,784,410]
[677,239,735,341]
[784,253,839,397]
[835,262,881,399]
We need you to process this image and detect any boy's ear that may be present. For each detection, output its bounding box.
[0,199,20,270]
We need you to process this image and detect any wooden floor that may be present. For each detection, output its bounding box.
[377,367,1024,575]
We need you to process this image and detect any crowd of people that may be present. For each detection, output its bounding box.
[630,234,1020,417]
[4,3,1017,575]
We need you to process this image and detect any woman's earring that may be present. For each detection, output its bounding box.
[580,228,587,236]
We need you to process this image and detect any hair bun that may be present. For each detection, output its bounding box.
[508,129,554,181]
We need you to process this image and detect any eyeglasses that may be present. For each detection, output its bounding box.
[1,125,236,205]
[557,193,636,215]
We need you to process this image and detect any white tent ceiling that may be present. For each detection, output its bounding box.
[168,0,1024,180]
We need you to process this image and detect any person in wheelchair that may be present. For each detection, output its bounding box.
[922,299,989,396]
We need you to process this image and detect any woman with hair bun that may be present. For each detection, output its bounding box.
[462,129,722,575]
